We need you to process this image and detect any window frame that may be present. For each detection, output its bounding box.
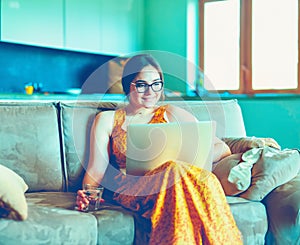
[199,0,300,94]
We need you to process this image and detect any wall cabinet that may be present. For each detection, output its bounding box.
[99,0,143,55]
[1,0,143,55]
[1,0,64,49]
[64,0,102,53]
[65,0,143,55]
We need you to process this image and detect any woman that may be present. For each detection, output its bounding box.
[76,54,243,244]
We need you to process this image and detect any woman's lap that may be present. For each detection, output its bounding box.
[112,161,242,244]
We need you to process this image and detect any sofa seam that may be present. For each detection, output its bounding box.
[56,101,69,192]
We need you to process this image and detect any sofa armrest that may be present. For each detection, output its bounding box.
[263,173,300,244]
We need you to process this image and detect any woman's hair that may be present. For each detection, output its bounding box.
[121,54,164,96]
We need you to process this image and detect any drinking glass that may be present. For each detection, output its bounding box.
[82,184,104,211]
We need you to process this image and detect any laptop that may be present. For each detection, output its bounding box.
[126,121,216,176]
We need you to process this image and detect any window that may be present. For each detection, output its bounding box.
[199,0,300,94]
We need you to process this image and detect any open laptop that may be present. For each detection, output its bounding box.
[126,121,216,176]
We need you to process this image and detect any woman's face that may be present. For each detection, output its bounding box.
[129,65,163,109]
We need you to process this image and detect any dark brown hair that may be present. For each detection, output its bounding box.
[121,54,164,95]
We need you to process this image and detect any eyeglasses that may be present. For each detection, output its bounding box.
[131,80,164,93]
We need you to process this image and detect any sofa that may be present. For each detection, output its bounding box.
[0,97,299,245]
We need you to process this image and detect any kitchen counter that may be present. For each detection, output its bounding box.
[0,93,127,102]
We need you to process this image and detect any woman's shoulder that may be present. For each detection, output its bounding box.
[95,110,115,120]
[94,110,116,131]
[165,104,197,122]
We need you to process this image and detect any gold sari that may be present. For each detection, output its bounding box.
[108,106,242,245]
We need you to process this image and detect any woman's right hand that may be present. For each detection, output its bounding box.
[76,190,89,211]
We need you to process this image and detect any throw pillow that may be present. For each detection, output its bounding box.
[212,150,260,196]
[239,146,300,201]
[212,153,245,196]
[0,164,28,220]
[223,137,281,154]
[107,58,128,94]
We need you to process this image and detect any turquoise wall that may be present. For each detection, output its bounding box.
[143,0,189,93]
[237,97,300,149]
[143,0,187,56]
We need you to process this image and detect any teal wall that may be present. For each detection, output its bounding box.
[143,0,187,56]
[237,97,300,149]
[143,0,189,93]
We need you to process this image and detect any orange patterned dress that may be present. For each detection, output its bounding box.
[109,106,243,245]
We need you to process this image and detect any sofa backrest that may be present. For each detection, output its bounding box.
[60,99,246,192]
[0,99,246,193]
[60,101,119,192]
[0,102,64,192]
[167,99,246,138]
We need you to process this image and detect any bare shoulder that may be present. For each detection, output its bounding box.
[93,110,115,134]
[166,104,197,122]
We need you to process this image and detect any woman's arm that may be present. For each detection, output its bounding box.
[82,111,114,187]
[76,111,114,211]
[213,137,231,163]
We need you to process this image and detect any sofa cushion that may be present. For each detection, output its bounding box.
[0,164,28,220]
[24,192,134,245]
[0,102,63,191]
[0,192,97,245]
[21,193,261,245]
[227,196,268,245]
[167,99,246,138]
[60,101,120,192]
[93,206,135,245]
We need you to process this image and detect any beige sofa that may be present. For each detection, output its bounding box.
[0,98,298,245]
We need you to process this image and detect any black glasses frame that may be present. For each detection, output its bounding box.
[132,80,164,93]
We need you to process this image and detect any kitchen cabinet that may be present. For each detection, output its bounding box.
[99,0,143,55]
[1,0,143,55]
[64,0,102,53]
[1,0,64,49]
[65,0,143,55]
